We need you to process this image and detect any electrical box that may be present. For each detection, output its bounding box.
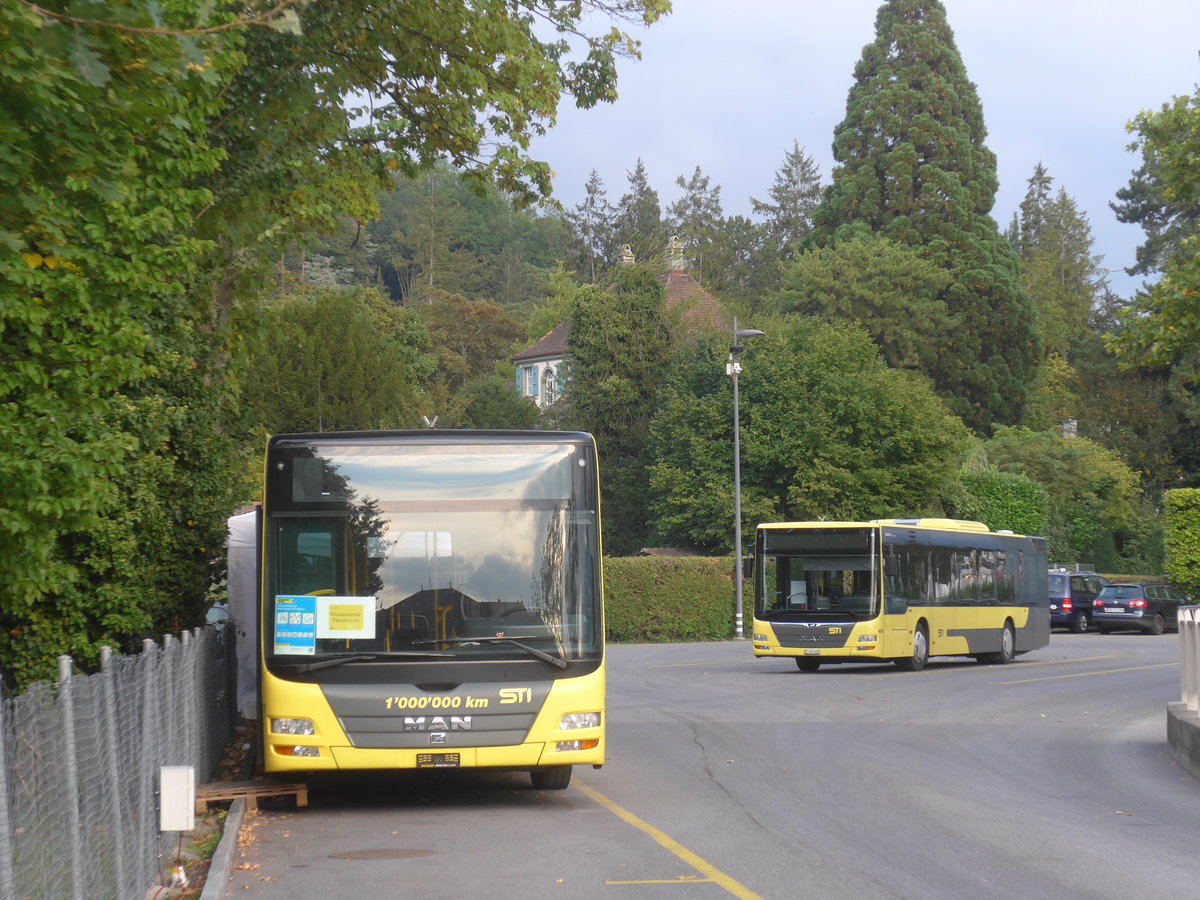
[160,765,195,832]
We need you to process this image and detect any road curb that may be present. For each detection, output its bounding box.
[200,798,246,900]
[1167,702,1200,779]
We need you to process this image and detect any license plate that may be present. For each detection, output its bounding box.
[1102,607,1126,614]
[416,753,460,768]
[804,649,820,656]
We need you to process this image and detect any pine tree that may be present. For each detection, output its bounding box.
[565,169,614,283]
[1012,166,1105,358]
[750,140,823,261]
[808,0,1038,431]
[667,165,723,283]
[611,158,667,266]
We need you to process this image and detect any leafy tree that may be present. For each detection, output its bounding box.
[455,372,541,430]
[611,158,667,267]
[1,0,667,684]
[942,459,1048,537]
[776,234,951,372]
[647,319,971,552]
[981,427,1157,571]
[243,287,433,433]
[751,140,823,261]
[808,0,1039,432]
[566,266,673,554]
[417,290,525,392]
[668,165,724,284]
[1108,89,1200,486]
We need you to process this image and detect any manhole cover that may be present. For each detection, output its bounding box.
[328,848,437,860]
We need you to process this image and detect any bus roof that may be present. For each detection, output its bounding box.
[757,518,1006,535]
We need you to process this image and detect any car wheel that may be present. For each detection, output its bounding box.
[530,766,572,790]
[895,623,929,671]
[1149,614,1165,636]
[795,658,821,672]
[1072,612,1089,634]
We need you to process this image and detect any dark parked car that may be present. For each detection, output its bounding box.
[1091,582,1190,634]
[1048,571,1109,632]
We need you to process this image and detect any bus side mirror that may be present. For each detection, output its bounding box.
[884,556,897,577]
[742,557,754,580]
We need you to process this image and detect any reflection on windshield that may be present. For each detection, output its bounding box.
[268,441,599,662]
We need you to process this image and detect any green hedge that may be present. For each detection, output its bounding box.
[1165,489,1200,596]
[604,557,737,642]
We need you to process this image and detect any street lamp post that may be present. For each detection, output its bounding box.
[727,317,764,640]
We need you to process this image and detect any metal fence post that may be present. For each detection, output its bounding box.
[99,647,131,896]
[57,656,85,900]
[0,685,15,900]
[137,638,158,889]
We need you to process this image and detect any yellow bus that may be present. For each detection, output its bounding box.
[259,430,604,789]
[751,519,1048,672]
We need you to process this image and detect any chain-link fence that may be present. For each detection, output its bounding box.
[0,625,237,899]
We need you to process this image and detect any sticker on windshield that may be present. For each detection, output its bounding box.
[274,595,318,655]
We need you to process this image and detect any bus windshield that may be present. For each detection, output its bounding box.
[265,437,601,666]
[755,528,878,620]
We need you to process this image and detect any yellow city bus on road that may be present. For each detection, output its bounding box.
[259,430,604,789]
[752,519,1048,672]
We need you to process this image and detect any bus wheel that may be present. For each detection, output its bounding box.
[986,621,1016,664]
[530,766,572,790]
[795,658,821,672]
[895,624,928,671]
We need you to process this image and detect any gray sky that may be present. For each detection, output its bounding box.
[531,0,1200,300]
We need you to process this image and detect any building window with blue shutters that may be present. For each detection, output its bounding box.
[530,364,539,398]
[542,366,557,404]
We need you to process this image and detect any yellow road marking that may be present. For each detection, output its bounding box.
[574,780,764,900]
[1000,662,1177,684]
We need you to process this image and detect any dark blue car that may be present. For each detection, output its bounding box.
[1048,571,1108,633]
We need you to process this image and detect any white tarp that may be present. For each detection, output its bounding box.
[226,510,259,719]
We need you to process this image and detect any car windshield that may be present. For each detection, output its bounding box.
[1098,585,1142,600]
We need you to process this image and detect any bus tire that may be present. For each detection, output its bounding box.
[530,766,572,790]
[895,623,929,671]
[984,621,1016,664]
[795,658,821,672]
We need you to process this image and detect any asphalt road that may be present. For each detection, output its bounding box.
[223,634,1200,899]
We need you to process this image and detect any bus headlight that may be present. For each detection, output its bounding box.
[271,717,315,735]
[753,634,769,642]
[559,712,600,730]
[857,635,877,643]
[276,746,320,758]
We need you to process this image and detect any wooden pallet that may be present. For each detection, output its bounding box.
[196,780,308,813]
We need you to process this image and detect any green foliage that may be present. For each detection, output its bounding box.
[1,0,669,687]
[808,0,1038,431]
[776,235,951,371]
[943,469,1048,537]
[1164,489,1200,594]
[604,557,736,642]
[454,372,541,430]
[243,287,433,433]
[566,266,673,554]
[668,166,724,285]
[648,319,971,552]
[981,427,1158,572]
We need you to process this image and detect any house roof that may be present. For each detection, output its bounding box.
[512,271,728,364]
[512,320,570,363]
[658,270,727,336]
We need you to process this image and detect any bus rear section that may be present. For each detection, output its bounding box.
[751,519,1048,671]
[260,430,604,789]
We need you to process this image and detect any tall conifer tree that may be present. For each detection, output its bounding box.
[809,0,1038,431]
[612,159,667,265]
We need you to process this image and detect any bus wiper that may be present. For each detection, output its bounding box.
[411,637,569,669]
[295,651,454,673]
